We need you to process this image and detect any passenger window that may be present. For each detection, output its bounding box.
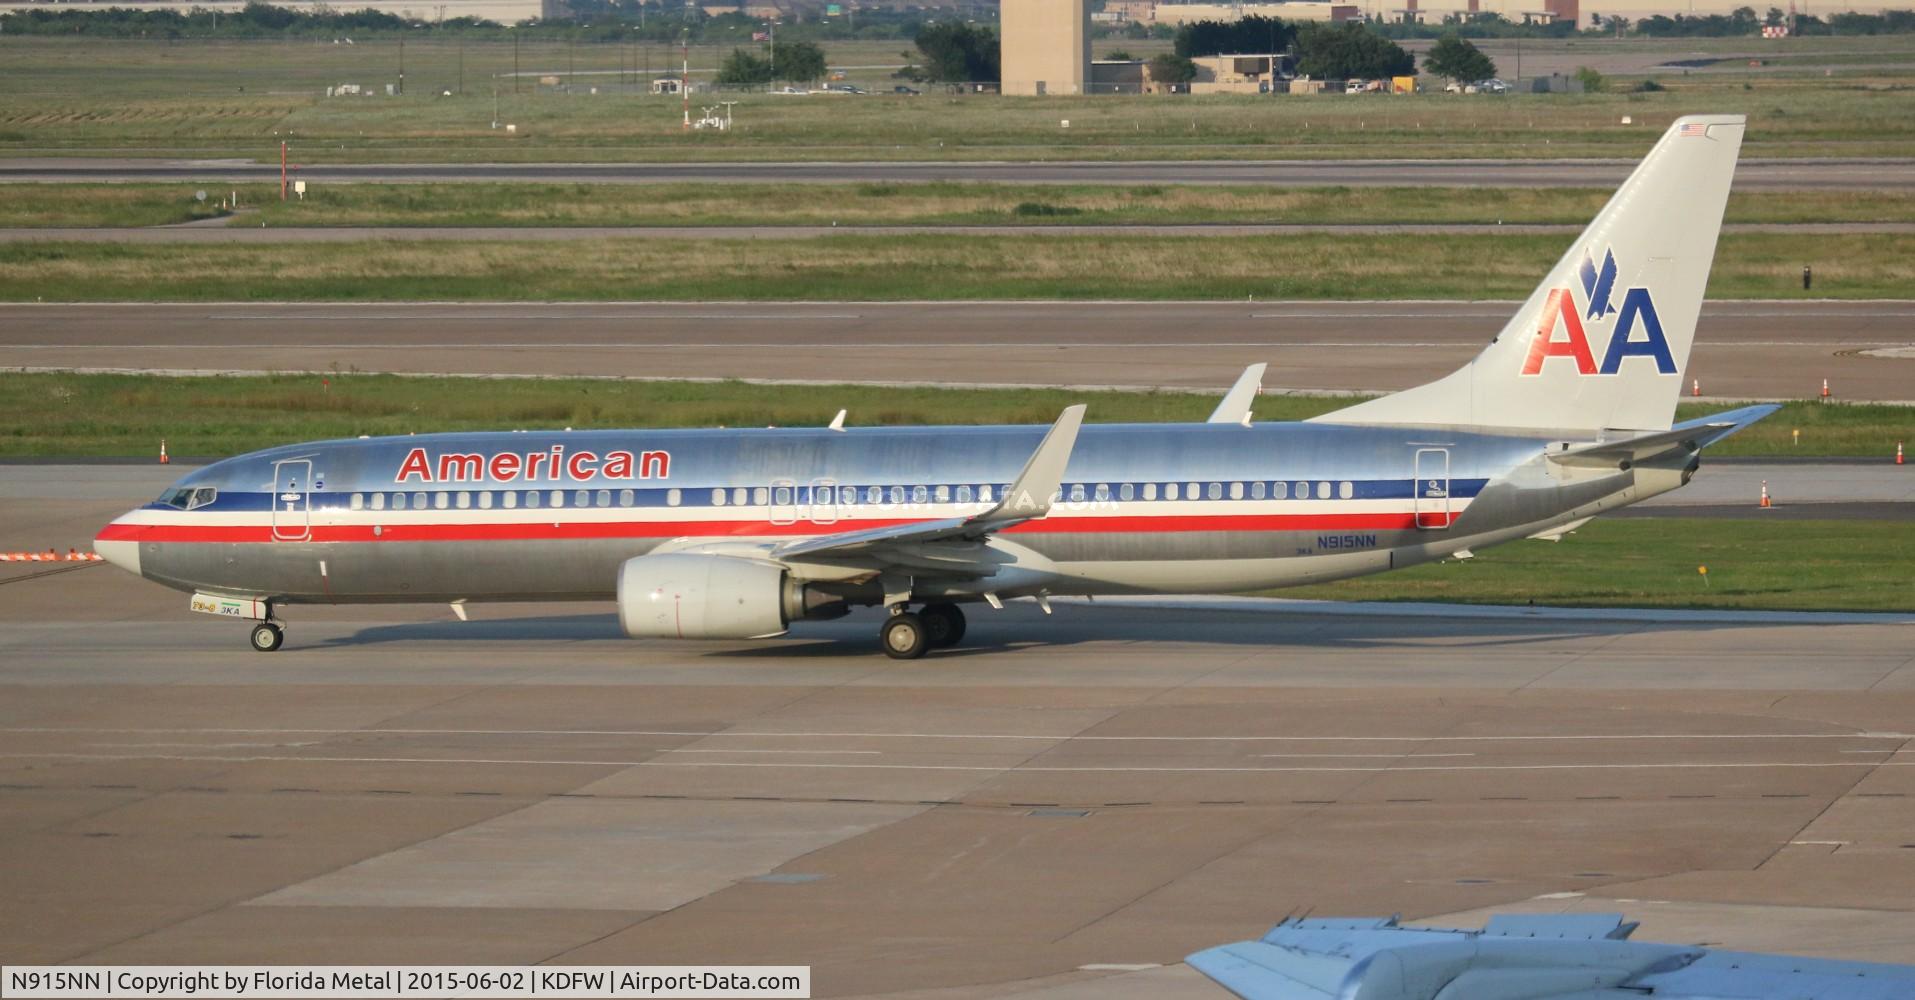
[890,486,905,505]
[957,485,974,504]
[455,492,470,509]
[392,492,407,511]
[434,492,449,510]
[712,488,726,506]
[349,493,364,511]
[1144,482,1158,501]
[371,492,387,511]
[1251,481,1266,500]
[934,485,949,503]
[596,489,611,507]
[503,491,518,509]
[978,485,993,504]
[1229,482,1244,500]
[667,488,681,507]
[1119,483,1134,501]
[733,488,748,506]
[525,490,541,509]
[866,485,883,505]
[1188,482,1200,499]
[1339,481,1354,500]
[1273,481,1288,500]
[619,489,634,507]
[1208,482,1222,500]
[1295,482,1308,499]
[413,492,427,510]
[1165,483,1180,501]
[1068,484,1086,503]
[1095,483,1111,502]
[774,486,792,505]
[754,487,769,505]
[912,485,929,504]
[1316,481,1331,500]
[549,490,564,509]
[841,486,857,505]
[574,489,589,507]
[478,492,494,510]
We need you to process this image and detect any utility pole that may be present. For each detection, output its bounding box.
[513,27,520,94]
[681,32,690,129]
[398,36,405,95]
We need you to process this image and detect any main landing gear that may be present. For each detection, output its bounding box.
[879,602,967,660]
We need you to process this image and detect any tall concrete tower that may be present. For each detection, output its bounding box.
[1001,0,1091,96]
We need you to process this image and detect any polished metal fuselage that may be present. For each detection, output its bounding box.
[97,421,1684,606]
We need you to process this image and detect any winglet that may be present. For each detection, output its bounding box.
[1208,364,1266,425]
[828,409,847,432]
[973,404,1085,526]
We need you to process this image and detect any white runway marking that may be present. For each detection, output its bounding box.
[4,727,1907,743]
[660,748,882,756]
[5,751,1912,775]
[1258,752,1477,758]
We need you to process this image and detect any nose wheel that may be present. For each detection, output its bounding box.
[249,621,285,653]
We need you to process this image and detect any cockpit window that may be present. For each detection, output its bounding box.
[157,487,217,510]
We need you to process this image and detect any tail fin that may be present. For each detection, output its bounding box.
[1314,114,1745,434]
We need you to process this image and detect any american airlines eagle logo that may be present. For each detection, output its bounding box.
[1521,246,1677,376]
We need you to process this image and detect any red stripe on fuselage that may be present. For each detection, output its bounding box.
[96,513,1417,546]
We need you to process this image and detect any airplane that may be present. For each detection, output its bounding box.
[1188,913,1915,999]
[94,114,1773,658]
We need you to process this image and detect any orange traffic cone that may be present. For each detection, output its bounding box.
[1821,378,1831,402]
[1759,480,1773,508]
[66,548,79,561]
[1692,378,1701,397]
[159,438,169,465]
[1898,442,1905,466]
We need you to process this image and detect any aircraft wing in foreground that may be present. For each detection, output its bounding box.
[1188,914,1915,1000]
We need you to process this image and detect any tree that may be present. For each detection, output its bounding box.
[1148,52,1197,89]
[772,40,827,82]
[1574,65,1607,91]
[1294,22,1415,79]
[717,47,773,85]
[1423,31,1495,82]
[914,22,999,82]
[1174,14,1296,57]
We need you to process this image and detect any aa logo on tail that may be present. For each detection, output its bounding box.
[1521,248,1676,376]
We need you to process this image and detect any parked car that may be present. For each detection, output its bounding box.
[1477,78,1511,94]
[892,85,921,95]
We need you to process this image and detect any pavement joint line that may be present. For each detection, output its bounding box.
[8,726,1907,742]
[19,751,1915,774]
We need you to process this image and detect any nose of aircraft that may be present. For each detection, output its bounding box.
[94,514,143,577]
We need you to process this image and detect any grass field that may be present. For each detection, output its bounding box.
[6,182,1912,229]
[2,372,1906,458]
[3,230,1907,300]
[1282,517,1915,612]
[3,36,1914,162]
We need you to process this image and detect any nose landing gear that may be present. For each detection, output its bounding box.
[249,621,285,653]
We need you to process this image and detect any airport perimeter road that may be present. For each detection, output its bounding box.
[5,301,1911,402]
[3,523,1914,991]
[5,157,1914,190]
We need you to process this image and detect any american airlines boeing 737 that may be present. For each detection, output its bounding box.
[95,115,1774,658]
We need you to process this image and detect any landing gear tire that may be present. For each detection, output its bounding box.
[920,602,966,648]
[250,622,284,653]
[880,612,928,660]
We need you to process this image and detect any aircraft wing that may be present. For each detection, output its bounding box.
[769,405,1085,569]
[1208,364,1267,425]
[1188,914,1915,1000]
[1552,403,1780,468]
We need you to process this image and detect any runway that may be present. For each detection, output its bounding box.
[6,300,1912,401]
[6,156,1914,190]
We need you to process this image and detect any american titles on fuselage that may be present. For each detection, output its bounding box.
[1521,247,1677,377]
[395,445,671,484]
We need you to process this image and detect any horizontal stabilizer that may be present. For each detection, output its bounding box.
[1552,403,1779,468]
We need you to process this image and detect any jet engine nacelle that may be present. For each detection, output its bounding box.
[616,553,846,640]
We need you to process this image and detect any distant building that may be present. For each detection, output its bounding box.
[1001,0,1091,95]
[0,0,546,20]
[1190,52,1296,92]
[1101,0,1158,20]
